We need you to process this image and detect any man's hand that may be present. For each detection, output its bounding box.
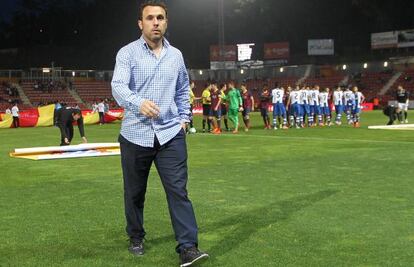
[181,123,187,129]
[140,100,160,118]
[82,136,88,143]
[64,138,70,145]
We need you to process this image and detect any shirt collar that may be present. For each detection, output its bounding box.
[138,35,170,51]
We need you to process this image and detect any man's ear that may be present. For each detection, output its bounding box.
[138,20,143,30]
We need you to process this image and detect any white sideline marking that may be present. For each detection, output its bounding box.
[368,124,414,130]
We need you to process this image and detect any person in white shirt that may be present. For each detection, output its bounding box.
[11,103,19,128]
[333,86,344,125]
[309,85,322,126]
[304,86,313,126]
[352,86,365,127]
[271,83,288,129]
[287,85,301,128]
[319,88,331,126]
[97,99,105,125]
[92,101,98,113]
[343,87,355,124]
[298,85,307,127]
[5,107,11,114]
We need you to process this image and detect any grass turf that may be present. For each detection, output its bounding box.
[0,110,413,266]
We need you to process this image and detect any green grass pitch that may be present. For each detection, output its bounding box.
[1,111,413,266]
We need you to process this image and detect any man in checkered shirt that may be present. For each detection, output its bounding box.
[111,2,208,266]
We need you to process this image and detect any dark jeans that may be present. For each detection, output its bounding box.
[59,125,73,146]
[12,116,19,128]
[387,113,397,125]
[118,129,198,253]
[99,112,105,124]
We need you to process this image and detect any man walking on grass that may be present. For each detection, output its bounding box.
[111,2,208,266]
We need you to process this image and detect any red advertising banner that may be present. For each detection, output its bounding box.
[19,109,40,127]
[210,45,237,61]
[264,42,290,59]
[331,103,374,111]
[361,103,374,111]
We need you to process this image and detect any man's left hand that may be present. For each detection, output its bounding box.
[82,136,88,143]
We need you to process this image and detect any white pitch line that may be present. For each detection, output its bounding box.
[196,133,414,145]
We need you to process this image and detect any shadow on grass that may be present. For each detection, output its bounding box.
[150,189,338,262]
[204,190,338,261]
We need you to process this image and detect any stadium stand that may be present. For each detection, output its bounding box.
[73,81,119,108]
[303,74,345,89]
[20,81,83,108]
[0,82,30,111]
[348,71,394,102]
[389,70,414,92]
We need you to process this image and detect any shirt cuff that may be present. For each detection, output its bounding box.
[127,97,145,113]
[180,116,190,124]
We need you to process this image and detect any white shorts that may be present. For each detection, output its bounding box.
[397,102,408,111]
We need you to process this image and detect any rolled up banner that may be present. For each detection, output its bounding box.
[10,143,120,160]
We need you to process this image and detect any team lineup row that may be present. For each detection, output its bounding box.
[188,81,366,134]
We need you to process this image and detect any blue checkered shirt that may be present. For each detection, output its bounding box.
[112,36,190,147]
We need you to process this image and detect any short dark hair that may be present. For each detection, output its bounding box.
[139,1,168,21]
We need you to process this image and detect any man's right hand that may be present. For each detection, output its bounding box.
[140,100,160,118]
[64,138,70,145]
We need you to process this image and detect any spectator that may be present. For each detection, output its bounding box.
[91,101,98,113]
[373,97,379,110]
[11,102,19,128]
[97,99,105,125]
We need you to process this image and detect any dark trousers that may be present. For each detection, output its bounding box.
[12,116,19,128]
[118,130,198,252]
[99,112,105,124]
[387,113,397,125]
[60,125,74,146]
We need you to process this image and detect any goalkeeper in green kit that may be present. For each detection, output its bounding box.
[226,81,243,133]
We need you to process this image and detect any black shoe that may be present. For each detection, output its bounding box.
[179,247,209,267]
[128,239,144,256]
